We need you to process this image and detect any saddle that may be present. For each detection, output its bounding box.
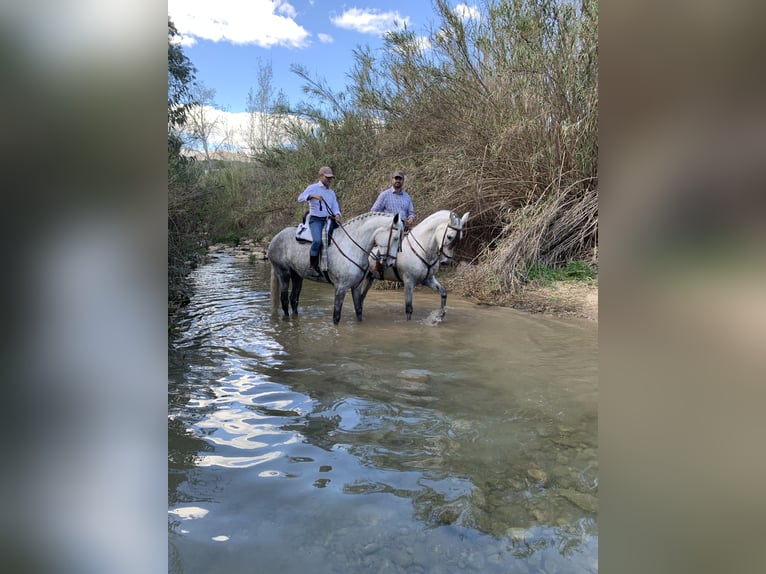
[295,214,330,272]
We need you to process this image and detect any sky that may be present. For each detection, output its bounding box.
[168,1,480,114]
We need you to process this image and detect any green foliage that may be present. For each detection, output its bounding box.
[168,17,206,320]
[167,18,196,136]
[562,259,597,281]
[211,232,241,245]
[527,260,596,284]
[526,263,558,284]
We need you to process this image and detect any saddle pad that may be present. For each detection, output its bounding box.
[295,223,312,243]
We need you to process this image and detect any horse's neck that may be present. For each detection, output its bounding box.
[334,218,381,253]
[410,220,443,255]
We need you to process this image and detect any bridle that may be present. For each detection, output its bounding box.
[320,202,402,277]
[406,215,463,274]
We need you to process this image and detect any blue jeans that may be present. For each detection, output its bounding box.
[308,216,337,256]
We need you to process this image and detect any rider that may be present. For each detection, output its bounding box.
[368,170,415,280]
[370,170,415,231]
[298,166,342,275]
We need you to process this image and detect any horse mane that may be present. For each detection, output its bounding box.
[418,209,453,225]
[343,211,393,226]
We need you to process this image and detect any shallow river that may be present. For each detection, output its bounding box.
[168,253,598,574]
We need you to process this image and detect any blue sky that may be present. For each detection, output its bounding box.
[168,1,479,113]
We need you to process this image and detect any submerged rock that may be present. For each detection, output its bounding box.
[527,468,548,484]
[558,488,598,513]
[397,369,432,382]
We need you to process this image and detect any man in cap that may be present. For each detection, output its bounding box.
[298,166,343,275]
[370,170,415,230]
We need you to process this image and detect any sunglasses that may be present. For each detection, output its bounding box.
[393,176,403,180]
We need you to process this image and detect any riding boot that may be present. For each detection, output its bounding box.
[309,254,321,275]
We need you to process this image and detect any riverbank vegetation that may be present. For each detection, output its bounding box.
[168,0,598,322]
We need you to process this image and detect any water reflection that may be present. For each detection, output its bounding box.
[169,254,598,573]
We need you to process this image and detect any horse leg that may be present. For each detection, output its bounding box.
[404,281,415,320]
[355,272,375,318]
[272,267,292,317]
[279,288,290,317]
[358,271,374,302]
[333,286,348,324]
[424,276,448,317]
[351,284,364,321]
[289,270,303,314]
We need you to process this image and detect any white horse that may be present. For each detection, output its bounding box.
[268,212,403,324]
[359,210,469,320]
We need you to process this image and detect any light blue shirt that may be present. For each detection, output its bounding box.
[298,181,342,218]
[370,187,415,221]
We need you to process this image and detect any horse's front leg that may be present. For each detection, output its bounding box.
[333,287,348,324]
[289,272,303,314]
[404,281,415,320]
[424,275,448,317]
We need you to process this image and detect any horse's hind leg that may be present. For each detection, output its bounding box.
[277,272,291,317]
[351,284,364,321]
[289,271,303,314]
[333,287,348,324]
[358,271,374,303]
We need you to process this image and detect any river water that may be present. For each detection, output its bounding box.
[168,253,598,574]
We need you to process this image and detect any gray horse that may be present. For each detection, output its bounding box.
[359,210,469,320]
[268,212,403,324]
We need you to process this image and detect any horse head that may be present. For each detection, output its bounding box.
[438,211,470,265]
[373,213,404,268]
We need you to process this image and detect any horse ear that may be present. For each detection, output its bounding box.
[461,212,470,227]
[393,213,400,224]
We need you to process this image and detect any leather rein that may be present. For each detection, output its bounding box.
[406,219,463,275]
[321,200,402,278]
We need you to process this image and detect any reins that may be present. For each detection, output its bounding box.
[406,215,463,275]
[319,199,402,278]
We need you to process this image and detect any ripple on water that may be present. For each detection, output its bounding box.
[169,255,598,574]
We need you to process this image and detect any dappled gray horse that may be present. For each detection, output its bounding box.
[360,210,469,320]
[269,212,403,324]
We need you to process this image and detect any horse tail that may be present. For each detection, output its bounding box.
[270,264,280,310]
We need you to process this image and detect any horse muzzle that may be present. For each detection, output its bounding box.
[382,254,398,267]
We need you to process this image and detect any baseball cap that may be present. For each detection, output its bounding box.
[392,170,405,178]
[319,166,334,177]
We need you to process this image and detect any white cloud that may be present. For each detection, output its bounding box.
[180,107,311,153]
[331,8,409,36]
[454,3,481,21]
[317,33,334,44]
[414,35,432,52]
[168,0,310,48]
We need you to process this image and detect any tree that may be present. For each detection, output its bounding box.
[168,17,204,319]
[184,82,225,170]
[168,18,196,159]
[245,58,289,156]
